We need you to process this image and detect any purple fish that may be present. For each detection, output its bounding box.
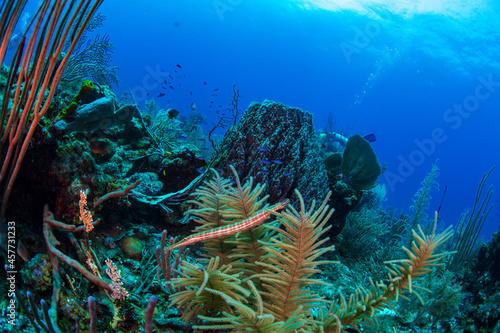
[177,135,187,139]
[257,147,269,151]
[196,168,206,174]
[271,160,283,164]
[261,160,271,164]
[283,172,292,176]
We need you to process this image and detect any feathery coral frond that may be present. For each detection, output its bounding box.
[324,211,453,331]
[218,166,269,220]
[194,280,308,332]
[169,257,249,324]
[186,169,234,263]
[257,190,336,324]
[219,166,274,278]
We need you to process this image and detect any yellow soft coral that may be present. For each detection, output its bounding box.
[169,171,454,332]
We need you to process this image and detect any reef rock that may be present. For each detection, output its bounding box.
[54,96,136,133]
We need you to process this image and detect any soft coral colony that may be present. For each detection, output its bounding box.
[12,165,454,332]
[5,156,454,332]
[157,168,453,332]
[0,0,465,332]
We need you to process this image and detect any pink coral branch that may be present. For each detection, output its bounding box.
[43,209,100,233]
[43,205,114,293]
[93,180,141,209]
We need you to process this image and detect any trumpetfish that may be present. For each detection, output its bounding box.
[168,199,290,250]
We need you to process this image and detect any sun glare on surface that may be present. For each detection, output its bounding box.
[290,0,488,17]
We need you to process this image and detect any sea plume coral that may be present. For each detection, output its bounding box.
[321,212,453,331]
[168,257,249,324]
[167,169,453,332]
[257,190,336,323]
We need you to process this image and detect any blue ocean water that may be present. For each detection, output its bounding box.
[95,0,500,239]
